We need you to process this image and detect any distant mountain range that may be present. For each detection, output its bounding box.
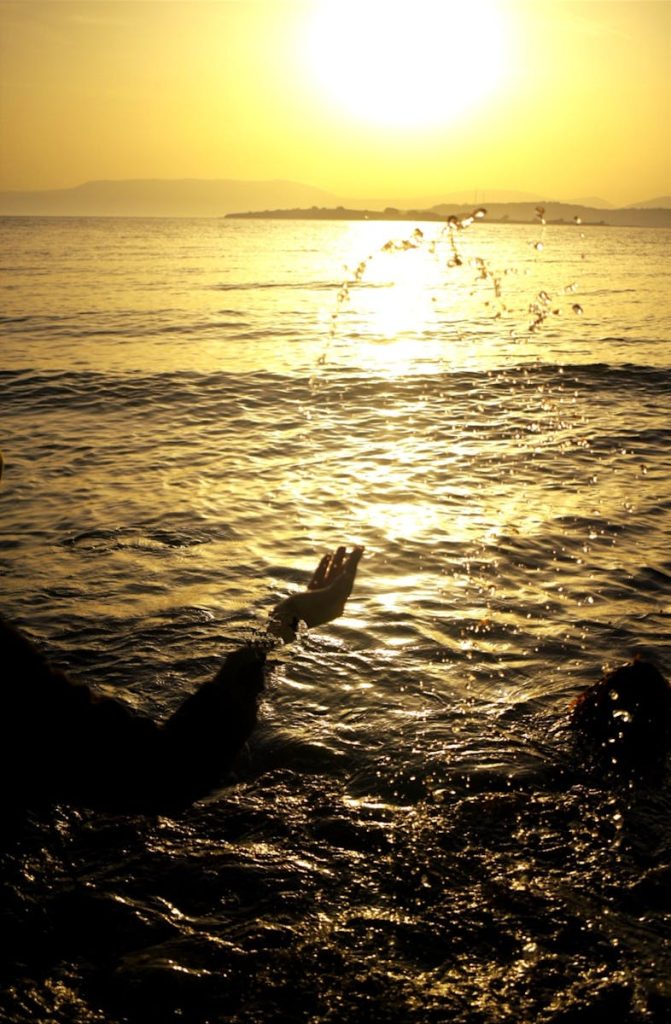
[624,196,671,209]
[0,178,669,225]
[0,178,338,218]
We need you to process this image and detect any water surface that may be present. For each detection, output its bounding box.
[1,216,670,1023]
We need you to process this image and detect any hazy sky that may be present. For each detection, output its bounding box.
[1,0,669,204]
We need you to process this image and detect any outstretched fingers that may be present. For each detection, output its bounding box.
[268,545,364,640]
[308,553,332,591]
[329,545,347,581]
[319,545,364,607]
[337,545,364,597]
[308,545,363,592]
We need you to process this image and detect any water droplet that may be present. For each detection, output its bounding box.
[533,241,544,252]
[574,215,582,225]
[572,303,583,315]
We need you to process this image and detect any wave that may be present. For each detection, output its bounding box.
[2,359,669,386]
[1,361,670,416]
[206,280,388,292]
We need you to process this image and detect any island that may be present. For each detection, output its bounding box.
[226,203,671,229]
[226,206,446,222]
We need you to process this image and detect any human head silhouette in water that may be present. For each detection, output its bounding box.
[570,658,671,769]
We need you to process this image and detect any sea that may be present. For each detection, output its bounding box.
[1,214,670,1024]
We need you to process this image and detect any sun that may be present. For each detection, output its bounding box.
[304,0,510,131]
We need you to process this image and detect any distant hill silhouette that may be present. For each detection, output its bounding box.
[626,196,671,209]
[228,202,671,229]
[569,196,614,209]
[0,178,669,225]
[428,201,671,228]
[228,207,445,223]
[0,178,340,217]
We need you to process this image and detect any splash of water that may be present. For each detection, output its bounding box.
[311,207,585,386]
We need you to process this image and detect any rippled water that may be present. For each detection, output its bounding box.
[1,216,670,1023]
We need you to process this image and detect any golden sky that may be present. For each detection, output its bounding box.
[0,0,669,205]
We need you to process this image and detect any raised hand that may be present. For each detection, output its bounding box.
[269,545,364,642]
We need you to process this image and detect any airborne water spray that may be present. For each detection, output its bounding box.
[310,207,585,389]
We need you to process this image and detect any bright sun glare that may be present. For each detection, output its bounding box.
[305,0,509,130]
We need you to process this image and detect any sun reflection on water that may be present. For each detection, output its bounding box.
[356,244,445,339]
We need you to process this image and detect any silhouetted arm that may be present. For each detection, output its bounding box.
[157,641,267,806]
[1,546,363,811]
[158,545,364,804]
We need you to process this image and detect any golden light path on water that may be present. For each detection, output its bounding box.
[173,216,653,663]
[303,220,570,558]
[312,214,585,379]
[263,215,669,665]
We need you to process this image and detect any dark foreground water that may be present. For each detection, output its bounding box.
[1,216,670,1022]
